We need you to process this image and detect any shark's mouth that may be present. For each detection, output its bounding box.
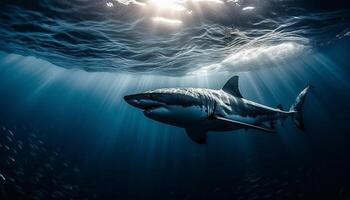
[124,94,166,111]
[143,105,166,114]
[144,105,162,111]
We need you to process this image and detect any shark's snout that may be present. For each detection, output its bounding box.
[124,94,137,105]
[124,94,145,109]
[124,93,165,110]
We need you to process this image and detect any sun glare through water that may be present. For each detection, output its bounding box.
[152,17,183,25]
[111,0,231,25]
[148,0,187,12]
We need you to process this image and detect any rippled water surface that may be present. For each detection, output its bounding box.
[0,0,349,75]
[1,0,350,200]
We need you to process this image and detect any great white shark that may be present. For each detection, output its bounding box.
[124,76,310,144]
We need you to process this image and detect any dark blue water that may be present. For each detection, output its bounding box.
[1,0,350,199]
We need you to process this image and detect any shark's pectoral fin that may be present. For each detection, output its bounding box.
[212,115,275,133]
[185,127,207,144]
[276,104,284,111]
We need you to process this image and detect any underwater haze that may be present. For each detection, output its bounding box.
[1,0,350,199]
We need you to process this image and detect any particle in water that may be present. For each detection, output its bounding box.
[0,173,6,181]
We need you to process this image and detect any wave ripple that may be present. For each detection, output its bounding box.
[0,0,349,76]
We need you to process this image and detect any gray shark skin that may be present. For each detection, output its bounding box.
[124,76,310,144]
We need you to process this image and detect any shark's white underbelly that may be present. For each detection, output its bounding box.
[145,105,210,127]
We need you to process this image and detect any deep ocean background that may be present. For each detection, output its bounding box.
[1,0,350,199]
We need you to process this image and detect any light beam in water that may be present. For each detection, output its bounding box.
[152,17,183,25]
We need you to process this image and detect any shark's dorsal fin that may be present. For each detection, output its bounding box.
[222,76,243,98]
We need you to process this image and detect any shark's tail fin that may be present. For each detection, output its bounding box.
[289,85,311,130]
